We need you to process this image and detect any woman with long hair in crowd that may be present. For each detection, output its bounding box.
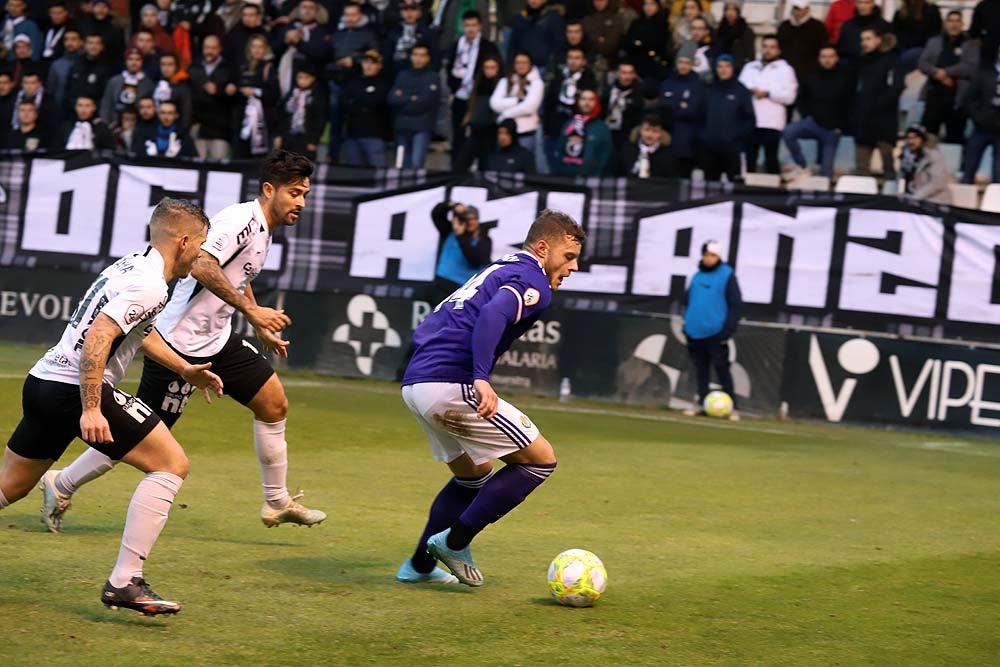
[233,33,280,158]
[490,51,545,151]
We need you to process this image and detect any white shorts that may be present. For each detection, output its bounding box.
[402,382,541,465]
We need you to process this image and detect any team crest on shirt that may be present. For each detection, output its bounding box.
[124,303,146,324]
[523,288,540,307]
[520,415,532,429]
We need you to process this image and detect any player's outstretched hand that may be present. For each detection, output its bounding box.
[80,410,114,444]
[180,362,225,403]
[248,305,292,332]
[473,379,499,420]
[256,327,290,359]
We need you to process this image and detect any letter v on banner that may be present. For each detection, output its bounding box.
[808,335,857,422]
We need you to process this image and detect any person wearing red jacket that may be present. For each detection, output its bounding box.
[825,0,856,44]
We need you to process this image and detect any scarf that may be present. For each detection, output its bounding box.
[2,16,23,53]
[153,79,173,105]
[452,34,479,99]
[44,25,65,59]
[395,23,418,62]
[900,146,922,185]
[155,122,175,153]
[632,141,658,177]
[11,87,42,130]
[66,120,95,149]
[558,68,584,107]
[240,95,268,154]
[286,87,310,134]
[278,48,297,97]
[605,84,632,130]
[562,113,594,165]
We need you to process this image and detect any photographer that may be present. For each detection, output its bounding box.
[430,200,493,304]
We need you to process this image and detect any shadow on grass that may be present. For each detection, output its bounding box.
[256,556,476,593]
[69,604,178,628]
[529,596,568,608]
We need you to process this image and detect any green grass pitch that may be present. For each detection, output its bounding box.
[0,342,997,666]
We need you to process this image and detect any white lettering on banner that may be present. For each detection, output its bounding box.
[497,350,558,369]
[350,187,445,280]
[839,209,943,318]
[971,364,1000,427]
[948,224,1000,324]
[411,300,432,329]
[449,187,539,255]
[21,158,110,255]
[632,203,734,297]
[808,336,880,422]
[736,204,835,307]
[889,356,940,419]
[109,165,202,258]
[0,290,75,320]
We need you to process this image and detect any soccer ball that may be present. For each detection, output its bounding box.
[703,390,733,418]
[547,549,607,607]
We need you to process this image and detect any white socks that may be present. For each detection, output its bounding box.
[55,448,116,496]
[109,471,183,588]
[254,419,291,509]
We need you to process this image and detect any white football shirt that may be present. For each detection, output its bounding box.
[30,247,169,386]
[157,199,272,357]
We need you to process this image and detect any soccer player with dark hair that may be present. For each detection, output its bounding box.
[0,198,222,615]
[42,151,327,531]
[396,209,585,587]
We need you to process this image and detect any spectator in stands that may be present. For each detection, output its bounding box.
[274,63,327,160]
[543,45,598,157]
[113,105,138,154]
[919,10,978,144]
[329,2,379,163]
[446,10,500,162]
[683,238,742,420]
[136,94,157,136]
[384,0,439,76]
[837,0,891,65]
[7,98,45,151]
[453,54,502,171]
[551,19,592,73]
[66,34,113,116]
[133,3,176,54]
[14,70,55,133]
[700,54,754,181]
[825,0,856,45]
[659,42,705,177]
[783,46,853,180]
[602,60,644,149]
[962,44,1000,184]
[0,72,16,144]
[617,113,674,178]
[667,0,710,20]
[60,94,114,151]
[341,49,391,168]
[388,42,441,169]
[2,0,41,63]
[271,0,330,89]
[153,51,193,130]
[189,34,236,161]
[687,18,716,80]
[739,35,798,174]
[716,2,755,75]
[551,87,612,176]
[490,51,544,150]
[507,0,565,75]
[672,0,711,47]
[133,97,197,157]
[971,0,1000,65]
[582,0,635,83]
[81,0,126,66]
[892,0,943,72]
[101,47,155,128]
[852,28,902,179]
[430,200,492,303]
[10,34,36,85]
[46,27,82,115]
[41,1,72,68]
[899,124,951,203]
[224,2,267,69]
[486,118,537,172]
[622,0,672,83]
[233,33,279,157]
[132,28,162,80]
[778,0,828,82]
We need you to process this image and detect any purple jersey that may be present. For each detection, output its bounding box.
[403,251,553,385]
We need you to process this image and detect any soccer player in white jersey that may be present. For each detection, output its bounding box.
[0,199,222,615]
[43,150,326,530]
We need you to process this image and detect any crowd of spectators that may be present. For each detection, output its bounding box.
[1,0,999,190]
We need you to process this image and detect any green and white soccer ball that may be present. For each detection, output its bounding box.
[703,390,734,418]
[547,549,607,607]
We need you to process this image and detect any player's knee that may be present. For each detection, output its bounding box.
[167,451,190,479]
[257,395,288,422]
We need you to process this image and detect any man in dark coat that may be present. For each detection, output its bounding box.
[918,11,979,144]
[617,113,675,178]
[837,0,891,66]
[777,0,829,82]
[851,28,903,179]
[699,55,755,182]
[601,61,645,150]
[188,34,236,161]
[387,42,441,169]
[962,44,1000,183]
[658,42,706,178]
[485,118,536,172]
[445,10,500,161]
[341,49,392,168]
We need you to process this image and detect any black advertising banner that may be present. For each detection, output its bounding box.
[5,155,1000,341]
[0,267,85,342]
[781,331,1000,433]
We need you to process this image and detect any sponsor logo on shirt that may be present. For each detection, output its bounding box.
[523,288,540,307]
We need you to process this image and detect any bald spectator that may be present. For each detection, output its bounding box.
[188,34,236,160]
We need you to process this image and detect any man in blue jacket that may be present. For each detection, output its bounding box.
[388,42,441,169]
[658,42,705,178]
[682,240,743,418]
[699,54,755,182]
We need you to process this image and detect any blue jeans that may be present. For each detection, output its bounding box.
[396,130,430,169]
[343,137,387,168]
[782,117,840,178]
[517,132,535,151]
[962,130,1000,184]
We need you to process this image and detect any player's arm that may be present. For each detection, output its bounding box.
[78,313,124,444]
[470,287,523,419]
[243,284,290,358]
[190,253,291,332]
[141,329,224,402]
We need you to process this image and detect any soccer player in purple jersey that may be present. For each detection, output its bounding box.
[396,209,585,587]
